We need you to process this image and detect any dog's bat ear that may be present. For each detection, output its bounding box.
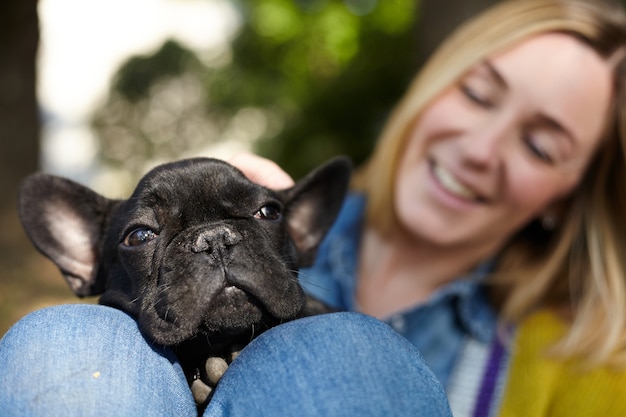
[18,173,118,297]
[281,157,352,266]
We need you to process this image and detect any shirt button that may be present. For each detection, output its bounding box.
[389,314,406,333]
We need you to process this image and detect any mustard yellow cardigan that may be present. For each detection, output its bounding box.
[499,311,626,416]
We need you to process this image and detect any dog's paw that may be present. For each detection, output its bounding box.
[205,356,228,385]
[229,345,242,362]
[193,344,243,407]
[191,376,213,405]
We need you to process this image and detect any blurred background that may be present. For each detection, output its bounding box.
[0,0,505,336]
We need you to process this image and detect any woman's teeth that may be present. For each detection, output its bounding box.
[433,163,478,201]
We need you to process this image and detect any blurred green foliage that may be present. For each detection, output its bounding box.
[113,40,203,103]
[230,0,420,177]
[92,0,421,180]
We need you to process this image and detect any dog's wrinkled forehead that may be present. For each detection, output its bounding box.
[128,159,273,224]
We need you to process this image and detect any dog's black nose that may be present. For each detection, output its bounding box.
[191,225,242,255]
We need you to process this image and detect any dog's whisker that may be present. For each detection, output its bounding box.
[295,275,332,292]
[203,333,213,348]
[249,324,256,343]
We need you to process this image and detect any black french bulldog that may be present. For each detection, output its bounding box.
[18,157,350,410]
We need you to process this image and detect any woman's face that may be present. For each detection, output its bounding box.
[395,33,614,253]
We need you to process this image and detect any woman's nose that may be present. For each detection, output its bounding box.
[457,117,511,171]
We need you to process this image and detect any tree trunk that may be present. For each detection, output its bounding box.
[0,0,40,217]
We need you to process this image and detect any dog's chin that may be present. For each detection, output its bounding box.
[200,286,267,332]
[142,286,279,346]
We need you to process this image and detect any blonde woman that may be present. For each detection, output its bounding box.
[3,0,626,416]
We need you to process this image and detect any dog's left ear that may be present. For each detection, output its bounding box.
[280,157,351,266]
[18,173,118,297]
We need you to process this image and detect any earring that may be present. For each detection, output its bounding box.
[541,215,557,231]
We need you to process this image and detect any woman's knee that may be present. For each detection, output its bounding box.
[0,304,195,417]
[208,312,451,417]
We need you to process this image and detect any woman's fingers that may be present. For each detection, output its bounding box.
[229,153,295,189]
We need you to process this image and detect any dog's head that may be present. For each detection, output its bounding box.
[18,157,350,345]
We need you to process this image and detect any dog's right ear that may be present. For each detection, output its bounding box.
[18,173,118,297]
[279,157,352,266]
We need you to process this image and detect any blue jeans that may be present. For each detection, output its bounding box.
[0,305,452,416]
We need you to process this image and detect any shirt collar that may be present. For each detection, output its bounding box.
[327,193,498,342]
[394,263,497,343]
[447,261,497,342]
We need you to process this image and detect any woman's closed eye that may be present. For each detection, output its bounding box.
[523,133,555,164]
[460,83,494,108]
[522,122,577,167]
[458,62,505,109]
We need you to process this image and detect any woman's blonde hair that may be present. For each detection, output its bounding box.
[354,0,626,366]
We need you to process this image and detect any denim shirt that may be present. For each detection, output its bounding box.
[299,193,498,389]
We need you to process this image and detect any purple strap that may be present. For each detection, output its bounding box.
[472,336,506,417]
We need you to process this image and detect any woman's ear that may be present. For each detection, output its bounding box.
[538,199,569,231]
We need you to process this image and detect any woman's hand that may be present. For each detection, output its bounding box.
[229,153,295,190]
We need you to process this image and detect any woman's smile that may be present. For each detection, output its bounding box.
[429,159,487,204]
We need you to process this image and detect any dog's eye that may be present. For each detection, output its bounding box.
[254,204,281,221]
[124,228,158,246]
